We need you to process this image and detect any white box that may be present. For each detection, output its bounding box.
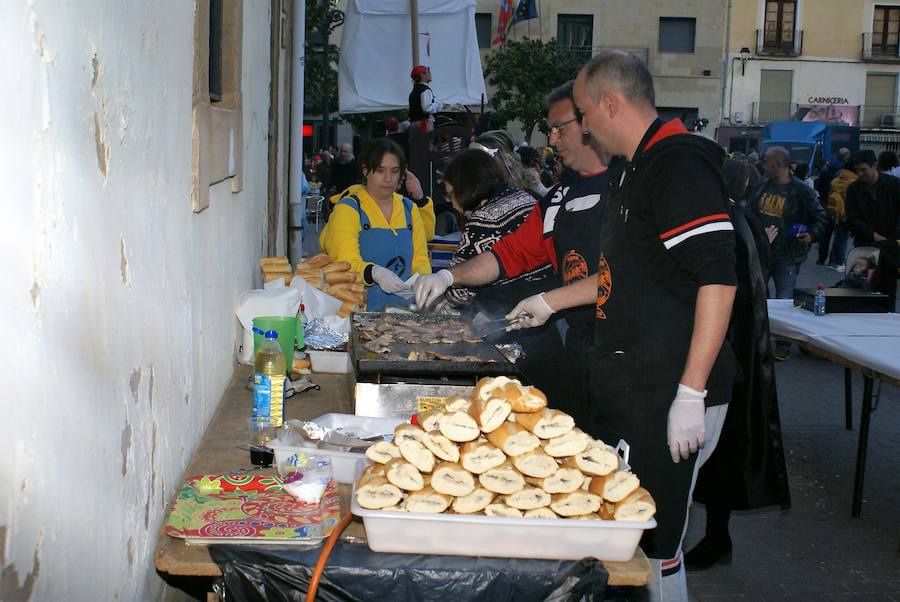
[269,413,401,483]
[307,350,351,374]
[351,450,655,561]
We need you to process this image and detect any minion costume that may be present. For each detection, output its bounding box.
[323,187,431,310]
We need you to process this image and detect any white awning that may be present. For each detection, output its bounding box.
[338,0,487,113]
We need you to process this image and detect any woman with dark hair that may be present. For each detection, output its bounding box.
[686,158,791,571]
[877,149,900,175]
[323,138,431,310]
[441,149,553,307]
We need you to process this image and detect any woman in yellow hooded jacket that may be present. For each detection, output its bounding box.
[321,138,431,310]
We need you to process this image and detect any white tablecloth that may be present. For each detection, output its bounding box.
[766,300,900,382]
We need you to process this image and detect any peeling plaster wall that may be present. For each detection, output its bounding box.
[0,2,271,600]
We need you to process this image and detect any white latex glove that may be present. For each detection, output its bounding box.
[371,265,408,294]
[413,269,454,308]
[504,293,555,330]
[667,383,707,463]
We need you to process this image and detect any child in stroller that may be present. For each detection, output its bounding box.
[840,247,879,291]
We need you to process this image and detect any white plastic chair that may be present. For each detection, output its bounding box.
[306,195,325,231]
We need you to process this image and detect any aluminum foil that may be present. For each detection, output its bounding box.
[282,419,384,453]
[495,342,524,363]
[303,318,347,350]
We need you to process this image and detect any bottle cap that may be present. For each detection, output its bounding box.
[265,329,279,339]
[817,284,825,290]
[300,304,305,312]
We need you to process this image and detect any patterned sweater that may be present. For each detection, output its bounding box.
[445,187,554,307]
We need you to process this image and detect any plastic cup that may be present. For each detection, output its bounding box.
[248,416,278,466]
[252,316,302,374]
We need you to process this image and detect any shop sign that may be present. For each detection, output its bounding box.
[807,97,850,105]
[801,104,858,126]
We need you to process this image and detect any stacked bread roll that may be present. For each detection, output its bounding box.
[259,254,367,317]
[356,376,656,522]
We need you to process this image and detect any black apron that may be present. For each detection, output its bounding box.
[587,123,706,560]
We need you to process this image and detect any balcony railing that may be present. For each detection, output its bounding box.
[562,46,650,65]
[859,104,900,128]
[752,101,798,124]
[861,33,900,62]
[756,29,803,57]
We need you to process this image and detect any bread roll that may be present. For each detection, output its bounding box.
[438,411,480,442]
[468,397,512,433]
[393,423,425,446]
[549,491,602,517]
[291,357,312,372]
[365,440,401,464]
[542,428,590,457]
[513,449,558,478]
[405,486,452,514]
[430,462,476,497]
[398,439,436,473]
[418,409,444,433]
[444,397,472,412]
[504,486,551,510]
[524,507,559,519]
[486,422,541,457]
[451,487,495,514]
[385,458,425,491]
[515,408,575,439]
[613,487,656,521]
[304,254,332,269]
[422,430,459,462]
[460,441,507,474]
[325,271,355,284]
[356,476,403,509]
[380,504,407,512]
[528,467,584,494]
[598,501,616,521]
[478,461,525,495]
[562,440,619,476]
[484,503,523,518]
[322,261,351,273]
[472,376,547,413]
[571,513,602,521]
[357,463,386,487]
[588,470,640,503]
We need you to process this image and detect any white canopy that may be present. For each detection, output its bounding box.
[338,0,487,113]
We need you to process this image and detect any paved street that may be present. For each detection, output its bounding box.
[684,254,900,601]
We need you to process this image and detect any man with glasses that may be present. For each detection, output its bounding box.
[414,80,619,426]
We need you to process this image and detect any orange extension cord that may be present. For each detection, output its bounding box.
[305,511,353,602]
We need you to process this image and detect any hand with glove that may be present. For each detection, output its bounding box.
[504,293,556,330]
[666,383,707,463]
[371,265,408,294]
[414,269,453,309]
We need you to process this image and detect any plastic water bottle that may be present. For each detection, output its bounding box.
[814,284,827,316]
[253,329,286,425]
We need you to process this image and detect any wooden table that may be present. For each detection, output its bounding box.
[767,300,900,517]
[155,365,650,596]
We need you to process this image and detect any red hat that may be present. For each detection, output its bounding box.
[410,65,429,82]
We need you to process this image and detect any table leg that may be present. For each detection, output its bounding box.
[851,376,874,518]
[844,368,853,431]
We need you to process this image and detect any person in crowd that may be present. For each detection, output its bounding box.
[794,163,814,190]
[747,150,763,174]
[822,156,857,272]
[470,130,545,199]
[524,51,736,601]
[440,149,553,308]
[408,65,442,134]
[877,150,900,177]
[846,150,900,306]
[414,79,618,428]
[517,145,550,197]
[322,138,431,310]
[816,148,852,267]
[750,145,827,361]
[844,254,877,290]
[685,159,791,572]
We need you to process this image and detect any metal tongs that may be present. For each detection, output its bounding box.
[472,312,534,340]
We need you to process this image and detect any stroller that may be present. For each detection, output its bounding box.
[838,246,880,290]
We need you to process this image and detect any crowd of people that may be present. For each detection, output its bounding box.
[301,51,899,602]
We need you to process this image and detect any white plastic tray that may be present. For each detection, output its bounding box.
[307,350,351,373]
[350,453,656,562]
[268,413,399,483]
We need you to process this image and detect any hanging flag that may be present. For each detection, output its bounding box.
[493,0,539,46]
[493,0,514,46]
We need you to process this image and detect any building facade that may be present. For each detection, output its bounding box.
[721,0,900,152]
[474,0,727,143]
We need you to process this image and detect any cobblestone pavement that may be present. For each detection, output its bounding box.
[685,254,900,601]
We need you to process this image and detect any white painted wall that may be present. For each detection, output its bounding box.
[0,2,271,600]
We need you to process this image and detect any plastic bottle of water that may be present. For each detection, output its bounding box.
[814,284,827,316]
[253,329,286,425]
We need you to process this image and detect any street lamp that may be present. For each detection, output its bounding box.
[739,47,751,76]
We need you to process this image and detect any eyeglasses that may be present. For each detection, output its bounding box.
[549,117,579,138]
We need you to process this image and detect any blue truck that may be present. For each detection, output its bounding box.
[760,121,860,176]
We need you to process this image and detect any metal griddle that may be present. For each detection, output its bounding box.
[351,311,518,379]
